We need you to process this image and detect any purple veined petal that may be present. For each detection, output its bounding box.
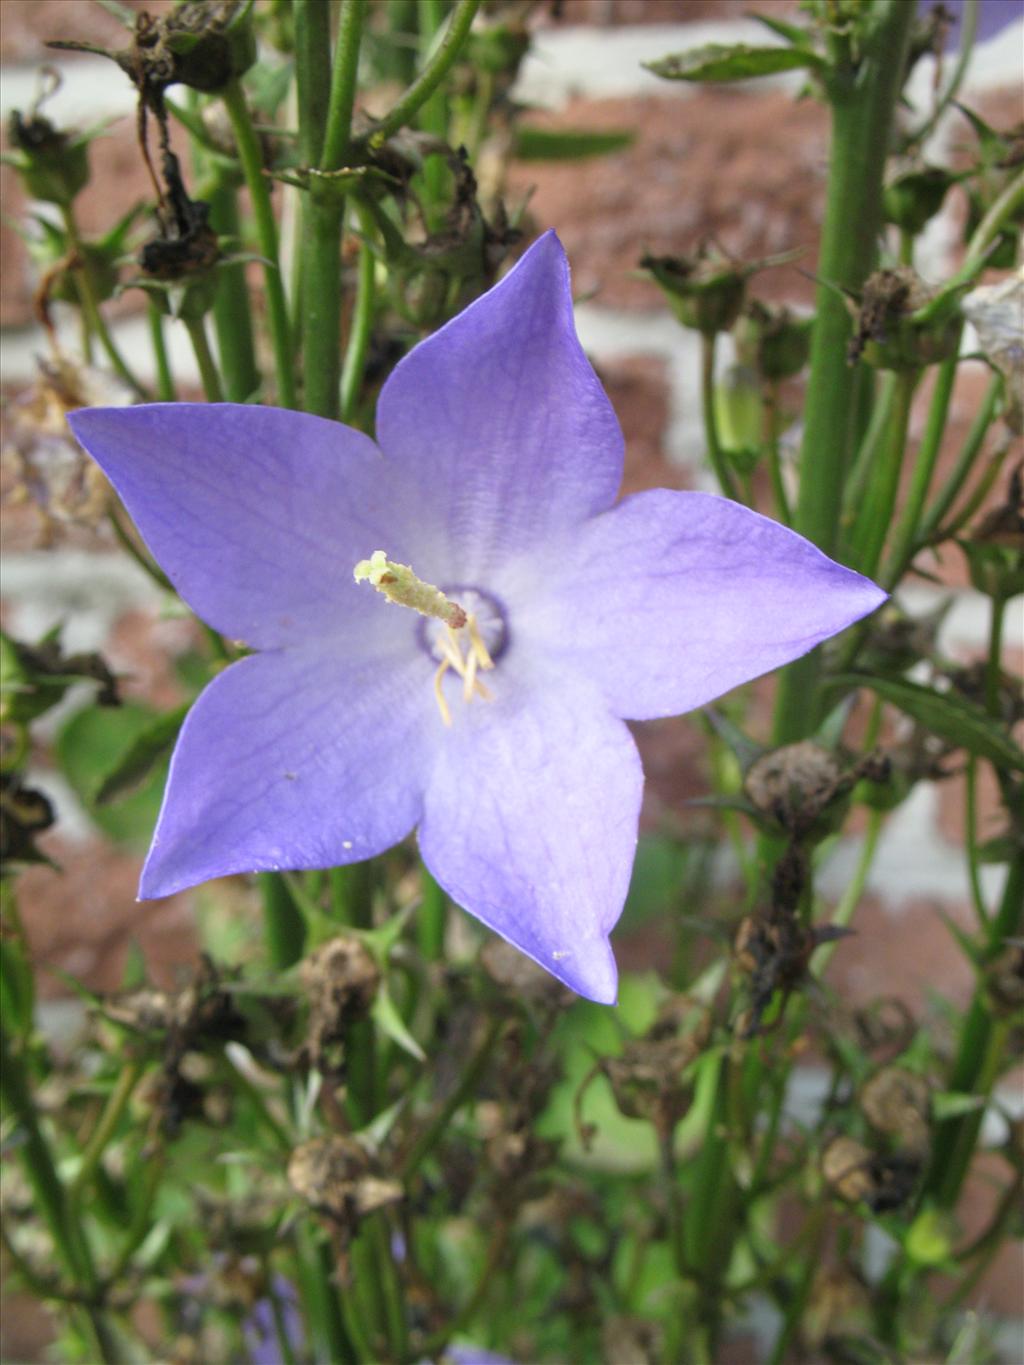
[375,231,624,584]
[527,490,886,722]
[67,403,430,649]
[140,642,439,898]
[417,674,642,1004]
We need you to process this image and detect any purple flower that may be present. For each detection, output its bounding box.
[68,232,883,1004]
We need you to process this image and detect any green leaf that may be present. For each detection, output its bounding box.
[828,673,1024,773]
[513,126,634,161]
[54,703,170,849]
[95,702,190,805]
[372,983,424,1062]
[932,1091,985,1121]
[752,14,814,48]
[644,43,824,84]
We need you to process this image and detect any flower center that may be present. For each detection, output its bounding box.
[354,553,508,726]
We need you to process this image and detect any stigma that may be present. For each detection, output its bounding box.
[354,550,467,629]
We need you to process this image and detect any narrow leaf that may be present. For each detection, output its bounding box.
[514,127,634,161]
[829,673,1024,773]
[95,702,190,805]
[645,43,824,83]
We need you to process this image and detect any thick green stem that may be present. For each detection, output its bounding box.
[701,333,741,501]
[207,182,260,401]
[260,873,307,970]
[184,315,225,402]
[772,2,916,745]
[298,0,365,420]
[368,0,482,148]
[881,354,959,588]
[222,79,296,408]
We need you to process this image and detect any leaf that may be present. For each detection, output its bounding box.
[828,673,1024,773]
[932,1091,986,1121]
[372,984,424,1062]
[95,702,189,805]
[645,43,824,84]
[513,127,634,161]
[54,703,170,849]
[752,13,814,48]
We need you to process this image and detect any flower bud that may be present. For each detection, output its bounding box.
[883,166,956,235]
[287,1135,402,1230]
[848,267,960,371]
[5,110,89,206]
[735,300,812,382]
[860,1066,931,1156]
[641,245,747,336]
[299,935,380,1072]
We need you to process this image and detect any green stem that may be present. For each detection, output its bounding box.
[964,759,991,930]
[207,182,260,401]
[919,374,1001,542]
[366,1215,407,1361]
[766,1204,829,1365]
[846,367,919,580]
[903,0,978,152]
[61,207,149,400]
[297,0,365,420]
[260,872,307,970]
[763,383,791,524]
[418,868,446,961]
[221,79,296,408]
[340,208,377,423]
[107,504,173,592]
[185,315,225,402]
[322,0,366,172]
[682,1056,738,1351]
[418,0,449,222]
[984,593,1005,718]
[146,301,176,401]
[0,1026,119,1363]
[842,370,898,538]
[400,1015,504,1178]
[923,853,1023,1208]
[771,1,916,745]
[881,354,958,588]
[368,0,482,148]
[938,434,1011,540]
[814,805,884,976]
[700,333,741,501]
[69,1059,143,1201]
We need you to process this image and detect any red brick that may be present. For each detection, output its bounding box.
[822,894,977,1013]
[508,89,827,311]
[18,834,197,999]
[599,353,689,494]
[0,0,171,62]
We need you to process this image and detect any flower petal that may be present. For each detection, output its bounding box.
[140,644,438,897]
[531,490,886,721]
[374,232,624,582]
[417,677,641,1003]
[68,403,421,648]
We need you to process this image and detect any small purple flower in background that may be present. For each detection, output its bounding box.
[242,1276,304,1365]
[68,232,884,1003]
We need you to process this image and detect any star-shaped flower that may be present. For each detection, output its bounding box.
[68,232,884,1004]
